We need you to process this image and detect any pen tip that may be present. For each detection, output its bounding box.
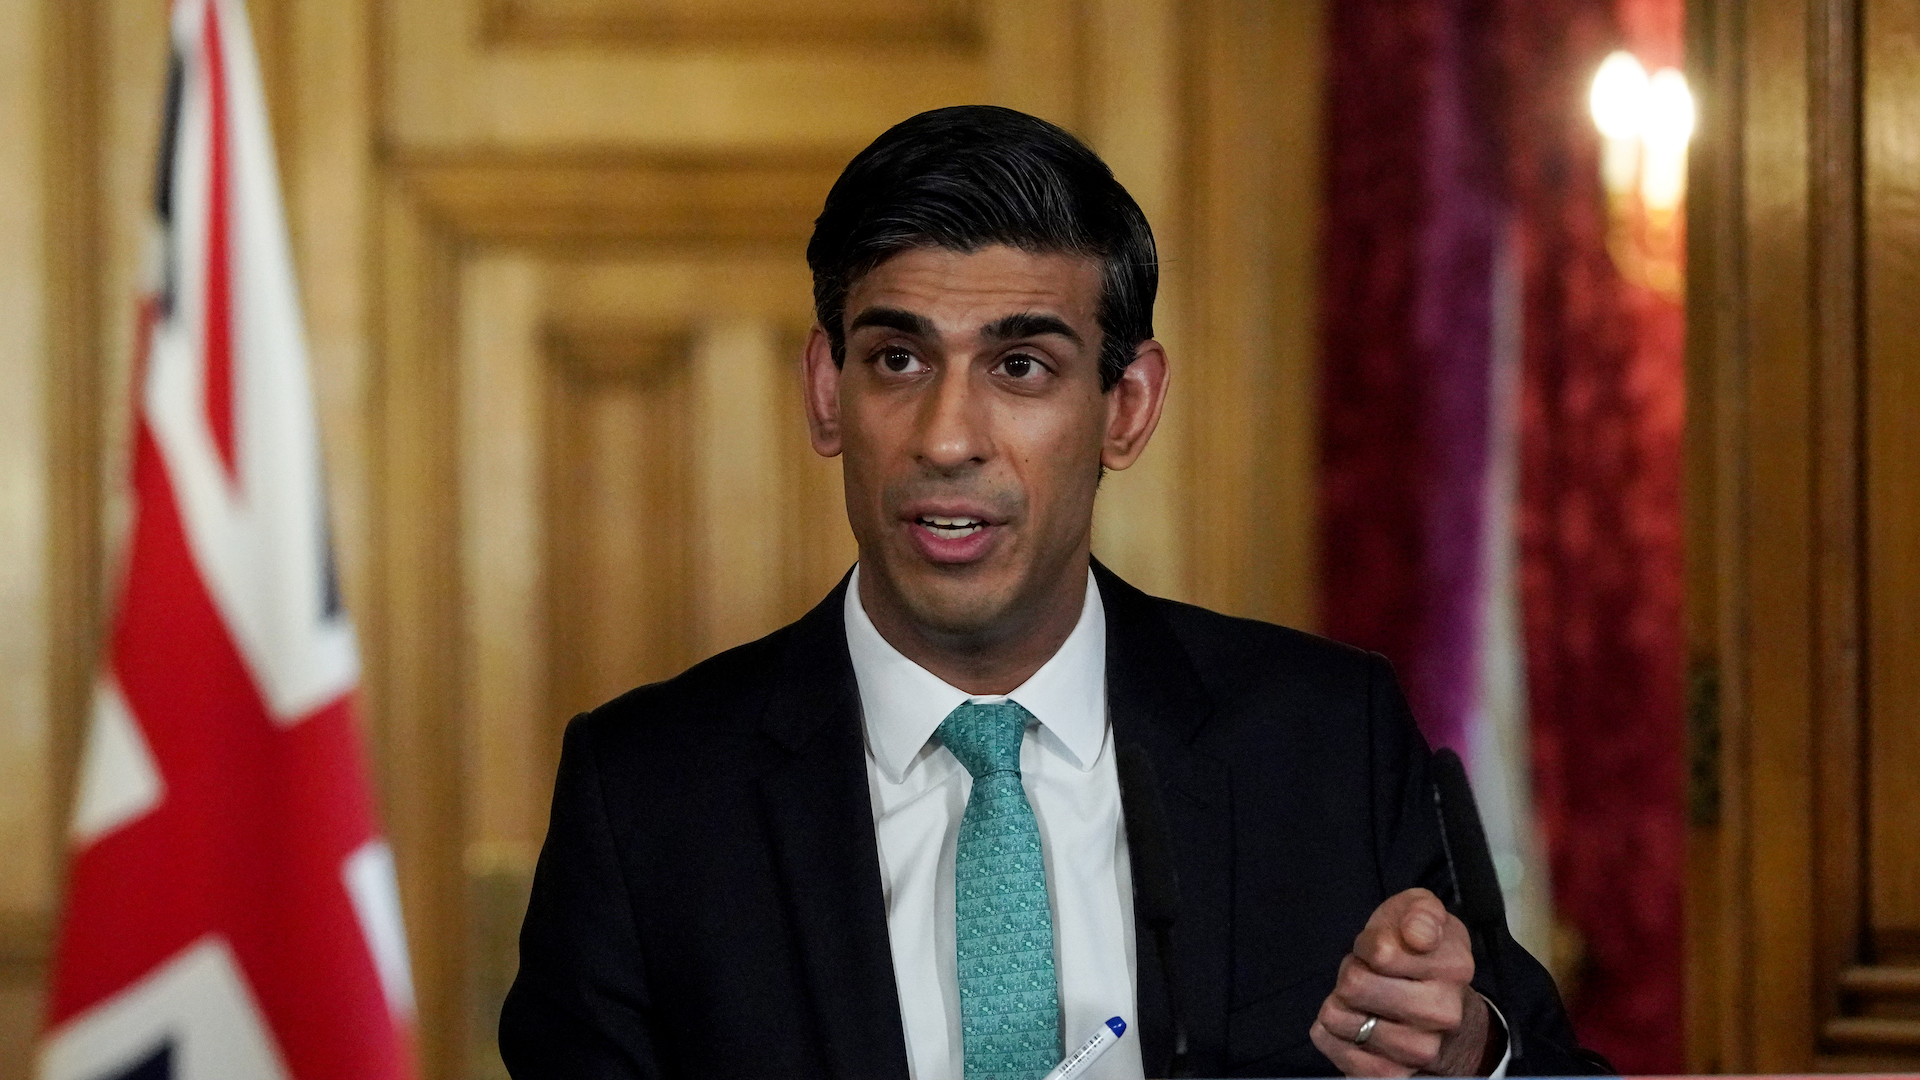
[1106,1016,1126,1038]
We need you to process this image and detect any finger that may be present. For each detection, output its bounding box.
[1350,919,1475,983]
[1364,887,1438,932]
[1311,1019,1417,1079]
[1317,997,1446,1073]
[1331,955,1469,1034]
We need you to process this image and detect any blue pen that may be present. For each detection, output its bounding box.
[1041,1016,1128,1080]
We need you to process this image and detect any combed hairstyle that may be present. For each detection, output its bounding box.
[807,105,1158,392]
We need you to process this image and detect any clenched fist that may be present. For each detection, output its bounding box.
[1309,888,1500,1077]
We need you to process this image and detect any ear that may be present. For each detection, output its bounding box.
[802,324,844,457]
[1101,339,1168,471]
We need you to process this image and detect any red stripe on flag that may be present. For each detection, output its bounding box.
[47,417,407,1080]
[202,0,238,480]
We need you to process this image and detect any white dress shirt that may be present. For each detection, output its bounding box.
[847,565,1144,1080]
[845,564,1512,1080]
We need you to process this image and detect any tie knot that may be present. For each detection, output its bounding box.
[937,700,1032,779]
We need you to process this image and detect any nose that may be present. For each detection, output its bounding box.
[913,360,989,473]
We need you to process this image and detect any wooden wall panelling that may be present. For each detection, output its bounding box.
[1697,0,1920,1065]
[484,0,983,48]
[396,152,848,247]
[690,317,788,659]
[381,183,853,1079]
[1704,0,1821,1067]
[375,180,470,1080]
[456,256,552,963]
[382,0,991,151]
[1083,0,1187,600]
[1732,0,1819,1063]
[1179,0,1322,629]
[1864,0,1920,969]
[545,318,698,719]
[2,0,54,1071]
[1808,0,1869,1057]
[455,253,554,1080]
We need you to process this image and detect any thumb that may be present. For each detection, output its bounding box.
[1399,900,1445,953]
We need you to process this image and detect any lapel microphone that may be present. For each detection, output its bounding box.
[1429,748,1510,1031]
[1116,745,1193,1078]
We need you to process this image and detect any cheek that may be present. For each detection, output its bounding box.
[835,403,904,522]
[1005,402,1108,513]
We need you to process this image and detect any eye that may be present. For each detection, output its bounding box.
[876,346,925,375]
[995,352,1048,380]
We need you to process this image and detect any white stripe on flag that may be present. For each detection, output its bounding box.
[343,839,417,1020]
[69,677,164,847]
[40,937,293,1080]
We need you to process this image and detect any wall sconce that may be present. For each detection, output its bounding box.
[1589,51,1692,298]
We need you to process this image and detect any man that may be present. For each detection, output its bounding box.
[500,105,1605,1079]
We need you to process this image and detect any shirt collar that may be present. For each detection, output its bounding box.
[843,564,1108,784]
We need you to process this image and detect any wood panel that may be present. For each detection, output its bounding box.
[484,0,982,46]
[0,4,54,1069]
[1180,0,1322,627]
[398,238,861,1078]
[1082,0,1186,598]
[460,256,553,865]
[1864,0,1920,954]
[396,152,847,246]
[383,0,994,151]
[546,321,698,715]
[375,177,470,1080]
[1691,0,1920,1066]
[1737,0,1819,1062]
[0,0,53,929]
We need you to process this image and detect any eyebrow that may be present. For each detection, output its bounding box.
[981,312,1082,346]
[846,306,936,338]
[844,306,1084,347]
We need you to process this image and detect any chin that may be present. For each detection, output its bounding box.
[891,562,1025,640]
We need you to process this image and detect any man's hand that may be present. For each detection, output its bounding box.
[1309,888,1495,1077]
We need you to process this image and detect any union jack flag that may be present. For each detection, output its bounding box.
[41,2,414,1077]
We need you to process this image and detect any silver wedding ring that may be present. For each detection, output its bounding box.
[1353,1014,1379,1046]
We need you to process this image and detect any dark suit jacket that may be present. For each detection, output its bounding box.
[500,563,1606,1078]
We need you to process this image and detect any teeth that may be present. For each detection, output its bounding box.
[918,515,986,539]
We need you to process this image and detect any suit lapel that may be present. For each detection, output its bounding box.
[1096,562,1234,1076]
[755,576,911,1080]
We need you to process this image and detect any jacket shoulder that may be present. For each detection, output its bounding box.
[1147,594,1386,707]
[568,621,794,762]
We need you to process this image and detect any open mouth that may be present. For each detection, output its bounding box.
[916,515,989,540]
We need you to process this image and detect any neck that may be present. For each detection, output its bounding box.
[857,562,1089,697]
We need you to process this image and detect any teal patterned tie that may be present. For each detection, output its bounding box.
[938,700,1062,1080]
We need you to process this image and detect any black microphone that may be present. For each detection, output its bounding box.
[1116,745,1192,1078]
[1429,748,1506,1002]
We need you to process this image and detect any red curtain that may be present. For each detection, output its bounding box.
[1507,0,1687,1068]
[1320,0,1686,1069]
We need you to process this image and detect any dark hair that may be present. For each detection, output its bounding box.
[807,105,1158,392]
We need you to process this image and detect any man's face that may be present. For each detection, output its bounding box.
[804,245,1142,644]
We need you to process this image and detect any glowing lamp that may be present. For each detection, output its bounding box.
[1588,51,1692,297]
[1589,51,1651,141]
